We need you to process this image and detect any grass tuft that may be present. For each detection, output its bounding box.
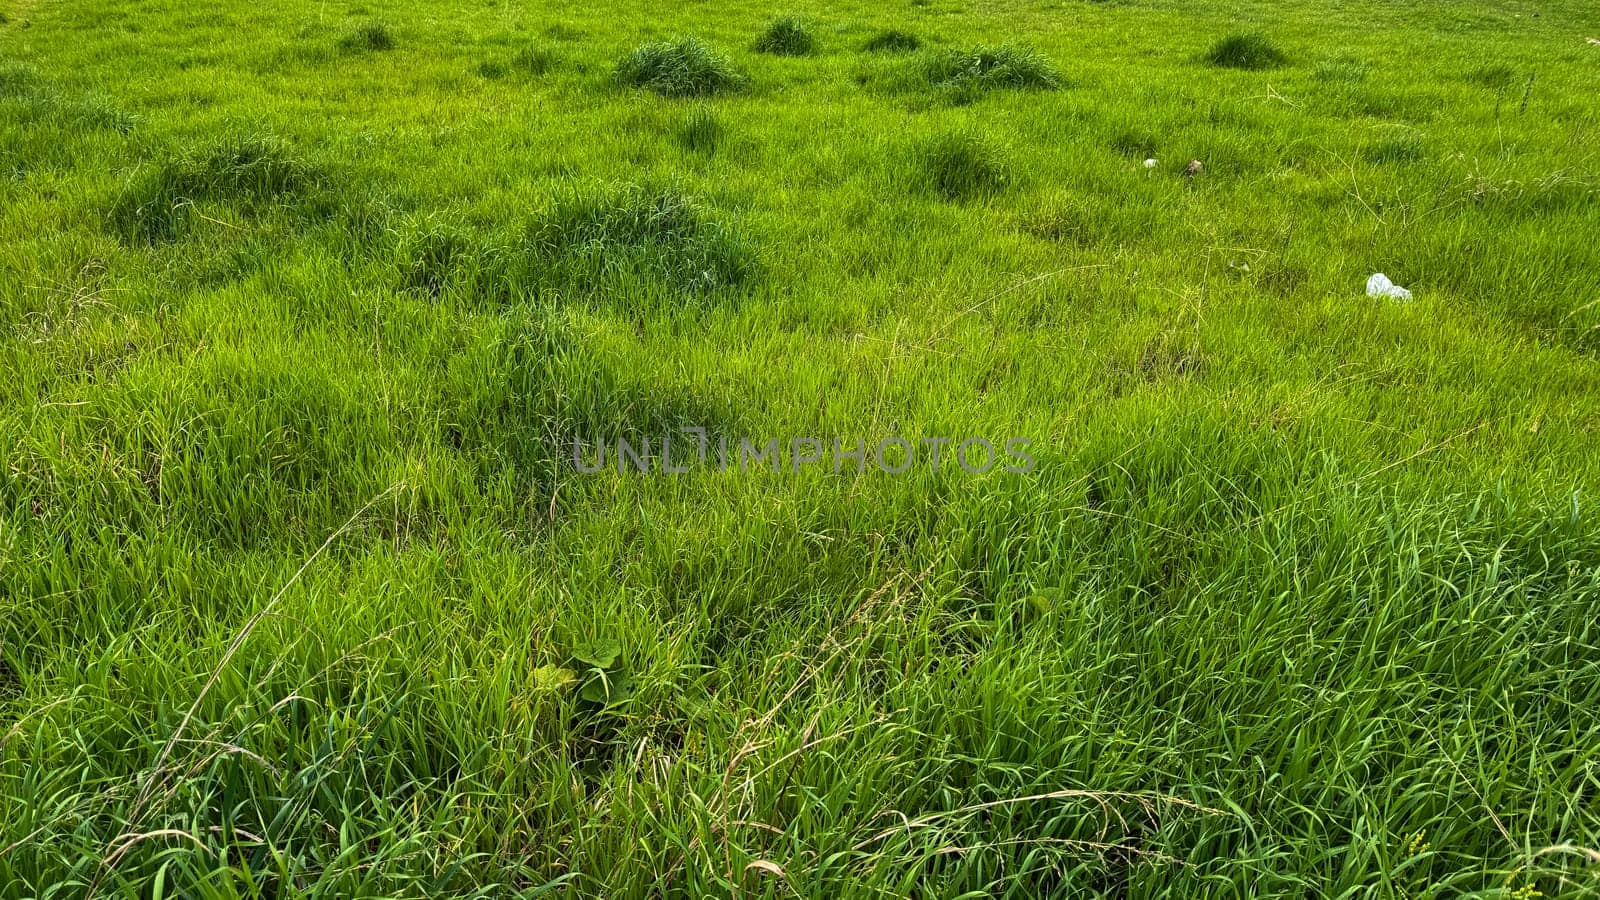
[1363,134,1425,164]
[1018,193,1101,245]
[477,44,557,79]
[533,184,757,295]
[0,62,40,97]
[675,106,723,154]
[395,216,480,297]
[614,38,744,97]
[0,67,137,134]
[513,43,558,75]
[1467,63,1517,91]
[108,134,320,244]
[923,46,1061,101]
[863,29,921,53]
[1315,56,1369,82]
[68,93,137,133]
[1109,127,1158,159]
[338,21,394,53]
[181,134,313,199]
[754,16,818,56]
[916,130,1009,201]
[1204,33,1287,70]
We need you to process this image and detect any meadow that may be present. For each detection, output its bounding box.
[3,0,1600,894]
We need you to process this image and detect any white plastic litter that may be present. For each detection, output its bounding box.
[1366,272,1412,301]
[1143,158,1159,169]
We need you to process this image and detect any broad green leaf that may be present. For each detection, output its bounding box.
[571,637,621,669]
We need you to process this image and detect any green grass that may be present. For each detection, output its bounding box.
[1204,32,1289,70]
[754,16,818,57]
[337,21,395,54]
[531,183,758,297]
[863,29,921,53]
[512,43,558,77]
[923,45,1064,96]
[107,133,324,244]
[613,37,745,97]
[915,129,1010,201]
[674,105,723,155]
[3,0,1600,896]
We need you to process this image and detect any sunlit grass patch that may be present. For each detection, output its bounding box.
[1314,56,1369,83]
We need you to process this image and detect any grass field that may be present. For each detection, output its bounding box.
[4,0,1600,894]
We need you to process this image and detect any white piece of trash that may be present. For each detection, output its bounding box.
[1143,158,1159,169]
[1366,272,1412,301]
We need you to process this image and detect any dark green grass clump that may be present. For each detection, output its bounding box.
[476,44,557,80]
[338,21,394,53]
[533,185,757,295]
[0,63,41,97]
[1109,127,1158,159]
[390,188,758,301]
[1204,33,1287,70]
[923,46,1061,101]
[108,134,320,244]
[916,131,1009,201]
[1466,63,1517,91]
[1363,135,1425,165]
[0,64,137,135]
[754,16,817,56]
[473,59,509,80]
[395,216,482,297]
[614,38,744,97]
[512,43,558,75]
[863,29,920,53]
[675,106,722,154]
